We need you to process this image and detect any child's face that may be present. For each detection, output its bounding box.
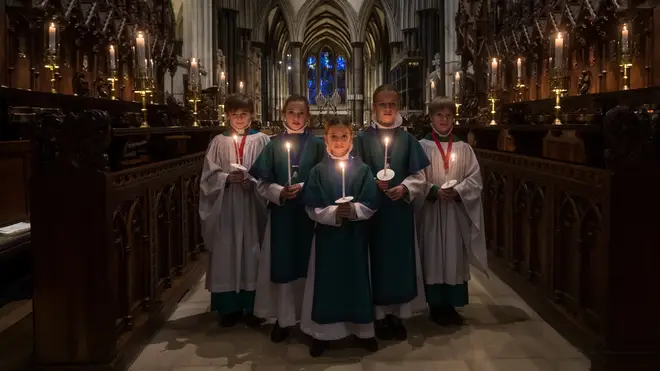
[325,125,353,157]
[228,109,251,130]
[284,101,308,131]
[372,91,399,127]
[430,108,454,134]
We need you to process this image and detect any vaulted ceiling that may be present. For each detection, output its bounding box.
[301,0,352,57]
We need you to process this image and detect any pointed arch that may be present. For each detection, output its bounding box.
[294,0,358,43]
[357,0,398,43]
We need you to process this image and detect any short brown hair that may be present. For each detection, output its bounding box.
[225,93,254,114]
[282,94,310,113]
[372,84,399,103]
[428,96,455,116]
[323,115,354,135]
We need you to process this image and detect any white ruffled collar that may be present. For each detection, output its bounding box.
[370,113,403,130]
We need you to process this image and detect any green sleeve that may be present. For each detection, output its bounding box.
[426,184,439,201]
[248,140,275,182]
[407,132,431,174]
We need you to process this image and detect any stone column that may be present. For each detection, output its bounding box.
[290,42,302,95]
[352,42,364,127]
[444,0,460,96]
[217,8,238,92]
[418,7,444,95]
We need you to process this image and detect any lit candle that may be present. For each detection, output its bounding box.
[285,142,292,185]
[516,57,522,80]
[453,72,461,98]
[339,161,346,198]
[136,32,146,73]
[190,58,199,80]
[554,33,563,70]
[239,81,245,93]
[48,23,56,54]
[383,137,389,174]
[621,24,629,54]
[450,153,456,180]
[233,135,241,165]
[109,45,116,70]
[490,58,498,87]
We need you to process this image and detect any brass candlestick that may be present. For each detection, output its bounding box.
[488,89,498,126]
[140,90,148,127]
[620,23,632,90]
[108,70,118,99]
[44,20,60,93]
[550,76,566,125]
[189,87,200,127]
[45,55,59,94]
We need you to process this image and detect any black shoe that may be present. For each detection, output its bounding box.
[309,339,327,357]
[356,336,378,352]
[220,311,242,327]
[270,322,291,343]
[243,313,265,328]
[446,307,465,326]
[374,318,393,340]
[430,306,464,327]
[386,315,407,341]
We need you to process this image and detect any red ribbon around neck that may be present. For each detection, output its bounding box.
[431,131,453,171]
[233,135,247,164]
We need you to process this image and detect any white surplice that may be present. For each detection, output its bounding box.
[299,150,376,340]
[370,115,428,320]
[199,132,270,294]
[415,138,488,287]
[252,180,306,327]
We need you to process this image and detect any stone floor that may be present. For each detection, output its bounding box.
[129,270,590,371]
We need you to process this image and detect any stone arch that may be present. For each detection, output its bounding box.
[357,0,398,43]
[294,0,358,43]
[254,0,295,44]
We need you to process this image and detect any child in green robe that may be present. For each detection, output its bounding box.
[300,115,380,357]
[199,94,270,327]
[249,95,325,342]
[352,84,430,341]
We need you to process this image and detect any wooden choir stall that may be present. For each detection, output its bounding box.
[440,1,660,370]
[0,1,223,370]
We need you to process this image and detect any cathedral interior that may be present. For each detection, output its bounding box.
[1,1,659,371]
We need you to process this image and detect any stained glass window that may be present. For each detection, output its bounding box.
[336,55,346,102]
[306,48,347,104]
[307,56,317,104]
[319,49,334,98]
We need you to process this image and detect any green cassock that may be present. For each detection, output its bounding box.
[353,126,431,306]
[301,156,379,324]
[248,131,325,283]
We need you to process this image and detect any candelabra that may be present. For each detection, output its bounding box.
[44,20,60,94]
[107,44,118,99]
[619,22,632,90]
[134,30,151,128]
[551,32,567,125]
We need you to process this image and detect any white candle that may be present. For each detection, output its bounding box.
[383,137,389,173]
[48,23,56,54]
[109,45,116,70]
[339,161,346,198]
[490,58,498,87]
[239,81,245,93]
[136,32,146,73]
[516,57,522,79]
[621,24,629,54]
[220,71,226,93]
[233,135,241,165]
[554,33,563,70]
[453,72,461,98]
[285,142,292,185]
[450,153,456,180]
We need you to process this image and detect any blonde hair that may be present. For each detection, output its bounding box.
[428,96,455,116]
[323,115,354,135]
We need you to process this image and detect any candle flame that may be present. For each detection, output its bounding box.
[556,32,563,41]
[451,153,456,162]
[220,71,226,80]
[50,22,56,29]
[191,57,196,64]
[623,24,628,32]
[384,137,389,145]
[285,142,291,150]
[233,134,238,142]
[455,71,460,79]
[492,58,497,65]
[339,161,345,169]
